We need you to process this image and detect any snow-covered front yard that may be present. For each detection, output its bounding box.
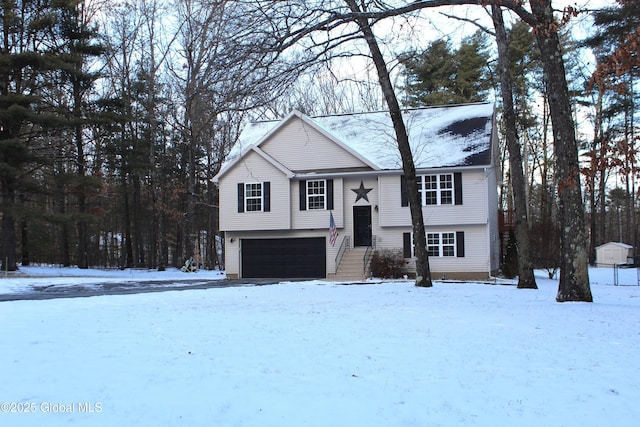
[1,267,639,426]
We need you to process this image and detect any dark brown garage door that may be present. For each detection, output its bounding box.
[242,238,326,278]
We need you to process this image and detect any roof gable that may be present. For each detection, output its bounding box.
[257,111,377,172]
[213,145,293,182]
[596,242,634,250]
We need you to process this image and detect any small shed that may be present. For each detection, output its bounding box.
[595,242,634,267]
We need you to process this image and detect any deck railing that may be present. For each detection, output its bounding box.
[499,209,516,232]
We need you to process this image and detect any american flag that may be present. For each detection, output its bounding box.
[329,211,338,247]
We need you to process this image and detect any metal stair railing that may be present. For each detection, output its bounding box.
[363,236,376,275]
[335,236,350,274]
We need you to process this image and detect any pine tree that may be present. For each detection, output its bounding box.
[402,40,455,106]
[52,0,105,268]
[0,1,59,270]
[586,0,640,251]
[401,31,492,106]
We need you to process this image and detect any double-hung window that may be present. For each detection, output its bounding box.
[299,179,334,211]
[307,180,326,210]
[417,174,453,205]
[237,181,270,213]
[403,231,464,258]
[427,232,456,257]
[245,182,263,211]
[401,172,461,207]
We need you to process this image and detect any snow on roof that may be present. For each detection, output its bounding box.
[596,242,634,249]
[228,102,494,171]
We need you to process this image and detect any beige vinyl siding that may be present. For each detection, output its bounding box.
[486,165,500,272]
[424,225,489,273]
[260,118,370,172]
[377,176,410,226]
[223,234,241,278]
[378,170,490,228]
[375,225,491,279]
[292,178,345,230]
[219,151,290,232]
[370,228,405,253]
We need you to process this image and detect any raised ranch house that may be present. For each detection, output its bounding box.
[213,102,501,280]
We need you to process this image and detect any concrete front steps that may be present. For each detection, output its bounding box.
[332,247,372,281]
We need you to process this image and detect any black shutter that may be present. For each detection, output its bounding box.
[299,180,307,210]
[263,182,270,212]
[327,179,334,210]
[454,172,463,205]
[456,231,465,257]
[401,175,408,207]
[403,232,412,258]
[237,183,244,213]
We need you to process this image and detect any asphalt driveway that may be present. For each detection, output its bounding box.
[0,278,288,302]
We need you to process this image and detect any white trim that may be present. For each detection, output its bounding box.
[410,231,458,258]
[306,179,327,210]
[214,145,294,182]
[244,182,263,212]
[417,173,454,206]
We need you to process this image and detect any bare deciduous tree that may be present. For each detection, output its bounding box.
[344,0,432,286]
[491,4,537,289]
[170,0,305,264]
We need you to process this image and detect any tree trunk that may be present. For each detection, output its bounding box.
[175,224,183,268]
[156,154,167,271]
[122,176,134,269]
[345,0,432,287]
[55,166,71,267]
[1,187,17,271]
[132,174,145,266]
[589,85,605,264]
[74,68,89,268]
[20,217,29,266]
[157,204,166,271]
[630,75,637,250]
[529,0,591,302]
[186,138,196,261]
[491,4,537,289]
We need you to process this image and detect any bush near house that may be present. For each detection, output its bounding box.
[371,249,406,279]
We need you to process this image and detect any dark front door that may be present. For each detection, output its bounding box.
[353,206,372,247]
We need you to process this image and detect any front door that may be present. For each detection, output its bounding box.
[353,206,372,247]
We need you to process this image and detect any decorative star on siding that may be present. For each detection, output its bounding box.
[351,181,372,203]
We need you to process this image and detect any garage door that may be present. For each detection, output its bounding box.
[242,238,326,278]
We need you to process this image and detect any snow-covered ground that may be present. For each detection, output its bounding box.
[0,265,227,296]
[1,266,639,426]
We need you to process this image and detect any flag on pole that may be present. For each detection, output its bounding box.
[329,211,338,247]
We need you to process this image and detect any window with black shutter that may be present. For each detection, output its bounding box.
[300,179,334,210]
[410,173,463,206]
[404,231,465,257]
[237,182,269,212]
